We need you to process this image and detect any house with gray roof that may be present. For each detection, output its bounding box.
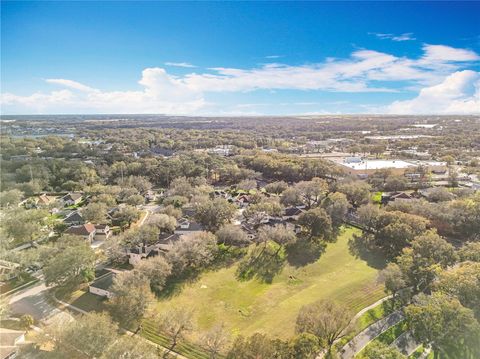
[89,271,115,298]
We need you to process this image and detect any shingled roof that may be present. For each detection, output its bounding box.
[65,223,96,236]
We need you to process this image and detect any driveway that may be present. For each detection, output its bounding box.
[8,281,61,321]
[137,203,162,227]
[340,310,405,359]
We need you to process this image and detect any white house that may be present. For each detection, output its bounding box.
[89,272,115,298]
[94,224,111,240]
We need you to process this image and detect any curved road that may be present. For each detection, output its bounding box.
[392,331,420,356]
[339,310,405,359]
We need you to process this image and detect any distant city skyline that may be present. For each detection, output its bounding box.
[1,1,479,115]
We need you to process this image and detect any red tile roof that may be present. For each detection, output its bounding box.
[65,223,96,236]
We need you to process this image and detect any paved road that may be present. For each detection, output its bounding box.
[340,310,405,359]
[392,331,420,356]
[8,281,61,321]
[316,296,393,359]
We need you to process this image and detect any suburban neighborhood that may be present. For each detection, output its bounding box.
[1,1,480,358]
[1,114,479,359]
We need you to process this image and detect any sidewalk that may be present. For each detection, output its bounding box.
[339,310,405,359]
[392,331,421,356]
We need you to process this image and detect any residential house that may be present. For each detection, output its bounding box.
[63,211,85,226]
[127,246,149,265]
[107,203,126,221]
[144,190,156,202]
[64,223,96,243]
[214,189,227,198]
[174,218,205,235]
[208,146,232,157]
[89,271,115,298]
[0,260,19,282]
[381,191,413,205]
[264,217,302,234]
[157,233,181,252]
[235,194,251,208]
[94,224,111,240]
[390,192,413,202]
[126,243,163,265]
[283,207,305,221]
[0,327,25,359]
[462,182,480,191]
[61,192,83,206]
[182,207,196,218]
[214,189,235,201]
[36,194,57,207]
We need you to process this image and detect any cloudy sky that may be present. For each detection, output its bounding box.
[1,2,479,115]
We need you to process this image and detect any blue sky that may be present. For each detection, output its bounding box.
[1,1,479,115]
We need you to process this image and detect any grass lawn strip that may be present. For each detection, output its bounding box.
[355,320,408,358]
[335,298,396,350]
[141,320,213,359]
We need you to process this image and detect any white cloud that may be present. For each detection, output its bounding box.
[46,79,96,92]
[265,55,282,59]
[420,44,480,63]
[1,44,479,114]
[1,90,76,111]
[370,32,416,41]
[2,69,205,114]
[164,62,196,68]
[385,70,480,114]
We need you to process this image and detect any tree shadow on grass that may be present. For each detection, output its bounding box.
[348,233,387,270]
[210,245,248,270]
[286,239,327,267]
[235,244,286,284]
[156,270,202,299]
[361,299,397,327]
[155,247,248,300]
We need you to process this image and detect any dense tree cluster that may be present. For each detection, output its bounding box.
[358,205,429,258]
[386,194,480,242]
[2,115,480,358]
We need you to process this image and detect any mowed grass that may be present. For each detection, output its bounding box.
[152,227,386,341]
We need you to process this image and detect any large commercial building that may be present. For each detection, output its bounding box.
[330,157,447,177]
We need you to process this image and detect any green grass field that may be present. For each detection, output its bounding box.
[152,227,386,341]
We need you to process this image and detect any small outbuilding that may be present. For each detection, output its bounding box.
[89,272,115,298]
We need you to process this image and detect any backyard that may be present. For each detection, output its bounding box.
[151,226,386,341]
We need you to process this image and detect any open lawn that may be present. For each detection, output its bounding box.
[152,226,386,341]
